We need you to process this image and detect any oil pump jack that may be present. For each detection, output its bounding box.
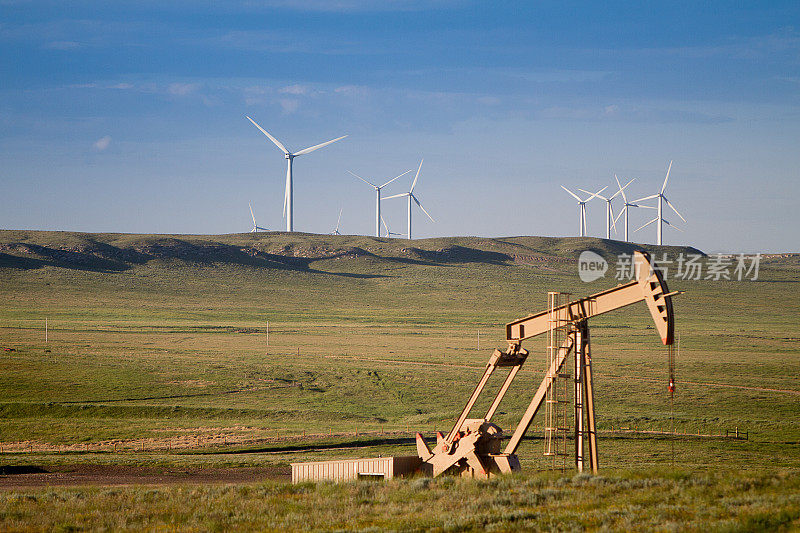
[415,251,678,477]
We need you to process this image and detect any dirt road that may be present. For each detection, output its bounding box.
[0,465,290,488]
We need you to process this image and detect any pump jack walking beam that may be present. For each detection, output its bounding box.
[416,251,678,477]
[505,252,675,345]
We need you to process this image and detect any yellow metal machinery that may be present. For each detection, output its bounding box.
[416,251,678,478]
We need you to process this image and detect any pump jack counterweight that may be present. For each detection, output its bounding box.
[416,251,679,478]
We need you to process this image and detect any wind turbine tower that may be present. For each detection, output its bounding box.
[579,178,632,239]
[246,116,347,232]
[348,168,412,237]
[561,185,607,237]
[384,160,434,240]
[634,161,687,245]
[612,175,652,242]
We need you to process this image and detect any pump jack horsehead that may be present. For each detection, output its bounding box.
[416,251,679,478]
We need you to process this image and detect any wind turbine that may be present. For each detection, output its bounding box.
[249,202,269,232]
[246,116,347,232]
[561,185,607,237]
[612,175,653,242]
[348,168,412,237]
[384,159,434,240]
[330,208,343,235]
[578,178,633,240]
[380,215,403,238]
[633,161,687,245]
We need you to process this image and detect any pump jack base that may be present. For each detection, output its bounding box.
[415,452,521,479]
[415,426,521,479]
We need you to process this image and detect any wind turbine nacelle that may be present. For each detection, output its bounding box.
[285,153,294,160]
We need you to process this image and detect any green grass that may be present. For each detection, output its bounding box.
[0,230,798,529]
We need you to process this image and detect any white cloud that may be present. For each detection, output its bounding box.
[477,96,501,106]
[279,84,309,95]
[93,136,111,151]
[334,85,370,97]
[168,83,200,96]
[43,40,80,50]
[278,98,300,114]
[603,104,620,117]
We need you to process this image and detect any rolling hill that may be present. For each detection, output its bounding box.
[0,230,705,272]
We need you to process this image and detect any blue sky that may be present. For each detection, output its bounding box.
[1,1,798,252]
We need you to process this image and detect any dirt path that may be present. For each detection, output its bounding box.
[0,465,290,489]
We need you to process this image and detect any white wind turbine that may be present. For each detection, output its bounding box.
[384,159,434,240]
[348,168,412,237]
[578,177,633,239]
[633,161,687,245]
[380,215,403,238]
[561,185,607,237]
[246,116,347,232]
[612,175,653,242]
[330,208,343,235]
[249,202,269,232]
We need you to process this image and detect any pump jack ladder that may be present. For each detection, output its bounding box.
[416,251,678,477]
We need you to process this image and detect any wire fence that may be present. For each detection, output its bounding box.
[0,424,748,454]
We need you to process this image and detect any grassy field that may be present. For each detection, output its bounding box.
[1,230,798,529]
[2,469,799,531]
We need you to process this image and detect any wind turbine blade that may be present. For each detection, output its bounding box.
[610,177,634,200]
[383,192,408,200]
[613,204,627,225]
[663,219,683,231]
[633,194,659,203]
[663,196,687,223]
[409,159,423,193]
[245,116,289,154]
[634,217,658,232]
[561,185,583,202]
[380,215,390,236]
[412,195,435,222]
[578,188,607,200]
[614,174,626,203]
[609,205,617,234]
[661,160,673,194]
[379,169,413,189]
[347,170,377,188]
[249,202,257,226]
[293,135,347,156]
[585,186,608,202]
